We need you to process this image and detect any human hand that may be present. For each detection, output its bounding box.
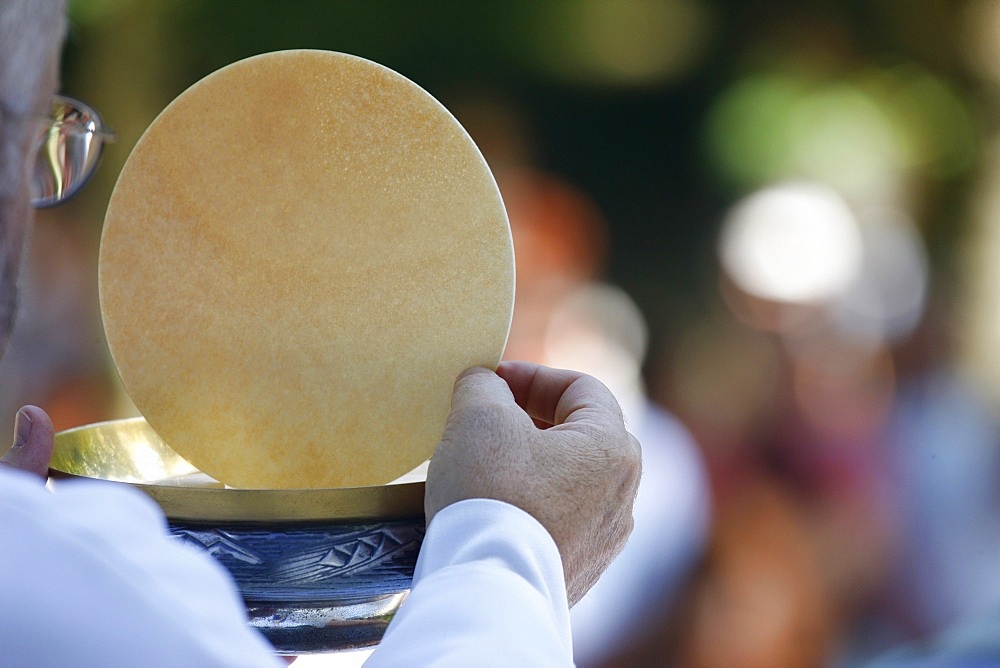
[425,361,641,606]
[0,405,54,479]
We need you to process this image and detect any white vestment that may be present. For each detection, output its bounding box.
[368,498,573,666]
[0,467,571,666]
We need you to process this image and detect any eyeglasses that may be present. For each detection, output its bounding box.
[31,95,117,208]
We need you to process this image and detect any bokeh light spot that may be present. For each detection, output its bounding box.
[719,182,863,304]
[706,65,977,198]
[527,0,715,86]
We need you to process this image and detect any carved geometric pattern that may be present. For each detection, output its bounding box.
[168,518,425,603]
[172,528,265,565]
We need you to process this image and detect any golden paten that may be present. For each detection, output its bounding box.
[50,417,425,522]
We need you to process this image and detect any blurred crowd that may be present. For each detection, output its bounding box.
[11,1,1000,666]
[483,110,1000,666]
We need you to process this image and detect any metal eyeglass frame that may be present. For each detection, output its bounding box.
[31,95,117,208]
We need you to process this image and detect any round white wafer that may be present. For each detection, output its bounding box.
[99,50,514,489]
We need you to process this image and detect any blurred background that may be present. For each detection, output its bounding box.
[12,0,1000,665]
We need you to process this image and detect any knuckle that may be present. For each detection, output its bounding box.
[450,400,515,435]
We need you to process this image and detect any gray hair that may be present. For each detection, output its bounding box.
[0,0,65,348]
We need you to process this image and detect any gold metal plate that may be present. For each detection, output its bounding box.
[51,418,425,522]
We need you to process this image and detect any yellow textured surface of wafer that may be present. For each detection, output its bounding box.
[99,50,513,489]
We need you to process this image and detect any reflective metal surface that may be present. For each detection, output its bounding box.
[173,520,423,653]
[246,594,408,653]
[50,417,426,653]
[31,95,116,208]
[51,417,426,521]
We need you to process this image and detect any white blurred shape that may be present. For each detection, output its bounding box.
[720,181,864,303]
[830,208,929,345]
[542,283,648,425]
[538,283,710,667]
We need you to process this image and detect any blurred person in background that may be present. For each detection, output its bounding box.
[499,167,711,666]
[655,178,1000,665]
[653,315,848,666]
[649,182,913,664]
[879,295,1000,649]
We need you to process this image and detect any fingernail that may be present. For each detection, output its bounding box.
[12,409,32,449]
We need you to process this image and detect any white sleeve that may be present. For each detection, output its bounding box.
[366,498,574,667]
[0,468,282,667]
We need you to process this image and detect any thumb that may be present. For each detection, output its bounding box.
[426,367,518,521]
[0,405,55,479]
[448,366,516,414]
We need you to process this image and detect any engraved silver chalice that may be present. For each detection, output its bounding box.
[49,417,426,654]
